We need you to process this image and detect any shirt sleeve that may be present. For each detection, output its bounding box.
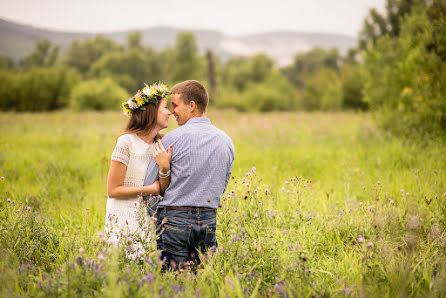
[143,134,173,186]
[111,135,131,166]
[223,140,235,193]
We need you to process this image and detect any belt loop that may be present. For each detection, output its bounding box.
[197,207,201,216]
[188,207,191,215]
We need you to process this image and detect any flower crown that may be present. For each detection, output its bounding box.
[121,82,170,116]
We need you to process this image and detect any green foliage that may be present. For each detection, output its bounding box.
[358,0,428,50]
[21,39,59,69]
[0,200,61,268]
[363,5,446,137]
[0,111,445,296]
[217,71,299,112]
[69,77,129,111]
[164,32,201,83]
[0,54,15,69]
[89,48,163,93]
[0,67,80,111]
[65,36,123,74]
[301,68,342,111]
[221,54,274,92]
[281,48,341,88]
[340,64,368,110]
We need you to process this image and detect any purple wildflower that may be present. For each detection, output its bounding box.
[196,289,201,298]
[274,283,285,296]
[241,228,246,238]
[367,242,373,250]
[358,235,365,243]
[146,273,153,283]
[39,280,43,290]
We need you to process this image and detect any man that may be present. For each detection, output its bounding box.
[143,80,235,268]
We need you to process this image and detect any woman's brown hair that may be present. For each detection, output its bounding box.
[124,99,161,139]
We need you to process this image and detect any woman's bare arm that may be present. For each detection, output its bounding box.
[107,160,160,199]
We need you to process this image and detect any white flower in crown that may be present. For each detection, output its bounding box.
[142,86,153,96]
[127,99,138,109]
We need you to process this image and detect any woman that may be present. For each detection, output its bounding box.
[105,83,172,250]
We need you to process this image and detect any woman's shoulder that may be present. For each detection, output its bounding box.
[115,133,135,147]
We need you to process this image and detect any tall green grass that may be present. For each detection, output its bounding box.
[0,110,445,296]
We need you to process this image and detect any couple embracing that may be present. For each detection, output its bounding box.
[105,80,235,269]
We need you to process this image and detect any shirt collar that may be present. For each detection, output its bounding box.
[184,117,211,125]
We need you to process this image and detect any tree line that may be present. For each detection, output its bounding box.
[0,0,444,138]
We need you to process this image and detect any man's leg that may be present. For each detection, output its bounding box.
[156,210,192,269]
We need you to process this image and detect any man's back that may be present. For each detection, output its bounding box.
[144,117,234,208]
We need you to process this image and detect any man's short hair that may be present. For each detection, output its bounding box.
[171,80,209,113]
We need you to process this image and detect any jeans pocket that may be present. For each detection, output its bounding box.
[204,224,217,248]
[161,222,190,255]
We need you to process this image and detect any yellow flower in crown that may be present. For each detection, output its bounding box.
[135,92,145,107]
[121,82,171,116]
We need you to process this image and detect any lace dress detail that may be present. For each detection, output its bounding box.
[104,134,154,255]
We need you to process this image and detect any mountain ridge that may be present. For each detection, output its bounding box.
[0,18,357,66]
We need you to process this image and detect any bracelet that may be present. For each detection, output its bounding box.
[159,170,171,179]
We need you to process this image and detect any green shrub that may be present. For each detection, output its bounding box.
[69,77,129,111]
[216,72,300,112]
[0,67,80,111]
[363,6,446,137]
[301,69,342,111]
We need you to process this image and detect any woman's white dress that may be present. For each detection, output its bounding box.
[104,133,154,249]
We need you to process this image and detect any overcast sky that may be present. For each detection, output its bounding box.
[0,0,386,37]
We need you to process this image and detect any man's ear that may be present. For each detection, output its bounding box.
[189,100,197,112]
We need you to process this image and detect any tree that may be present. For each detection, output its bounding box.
[0,55,15,69]
[65,35,123,74]
[164,32,200,83]
[127,31,143,50]
[281,48,341,88]
[363,4,446,137]
[21,39,59,69]
[358,0,428,50]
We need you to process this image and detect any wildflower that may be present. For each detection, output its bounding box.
[282,187,285,191]
[7,198,11,203]
[79,247,84,253]
[358,235,365,243]
[1,176,4,180]
[359,202,363,206]
[274,283,285,296]
[146,273,153,283]
[245,171,251,176]
[241,228,246,238]
[97,231,104,238]
[265,188,269,194]
[400,189,404,193]
[285,180,289,184]
[26,205,31,211]
[196,289,201,298]
[367,242,373,250]
[253,213,258,219]
[39,280,43,290]
[98,254,105,262]
[251,166,256,173]
[389,199,394,204]
[406,192,410,196]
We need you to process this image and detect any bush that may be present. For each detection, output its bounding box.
[363,6,446,137]
[69,77,130,111]
[216,72,300,112]
[301,69,342,111]
[0,67,80,111]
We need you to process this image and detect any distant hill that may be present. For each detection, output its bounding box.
[0,18,357,66]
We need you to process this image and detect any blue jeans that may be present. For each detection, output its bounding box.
[155,207,217,268]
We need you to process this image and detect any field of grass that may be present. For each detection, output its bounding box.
[0,110,445,297]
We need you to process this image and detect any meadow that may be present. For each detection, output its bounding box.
[0,110,445,297]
